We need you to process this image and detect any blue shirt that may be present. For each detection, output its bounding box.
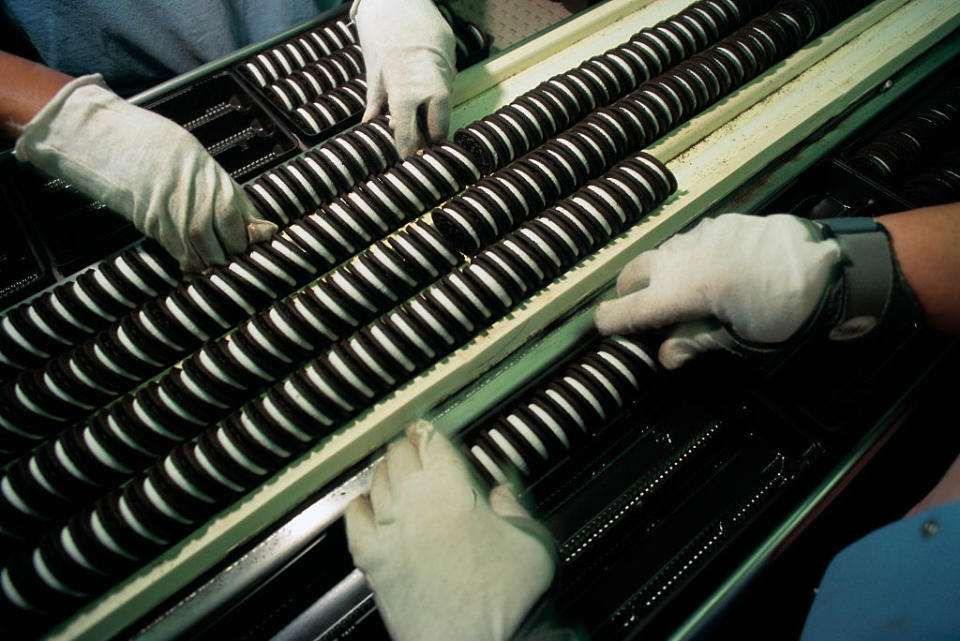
[2,0,342,95]
[801,499,960,640]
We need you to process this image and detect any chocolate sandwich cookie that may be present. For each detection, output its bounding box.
[505,403,569,461]
[566,67,607,111]
[463,257,516,314]
[496,106,539,158]
[73,343,130,396]
[517,91,565,140]
[628,32,669,78]
[347,252,405,308]
[138,300,193,355]
[245,179,290,226]
[469,182,518,236]
[14,370,76,424]
[283,366,349,426]
[456,120,506,174]
[674,59,720,109]
[540,208,593,258]
[551,200,606,249]
[196,340,267,393]
[2,458,64,526]
[299,208,365,261]
[564,126,614,177]
[378,311,438,366]
[483,418,545,477]
[158,372,224,427]
[636,84,681,134]
[356,324,417,380]
[1,307,58,365]
[316,133,368,194]
[54,422,128,489]
[300,355,363,414]
[174,443,241,504]
[484,174,533,227]
[28,293,88,350]
[139,383,206,438]
[180,353,248,410]
[121,482,196,555]
[124,476,195,546]
[226,331,291,384]
[340,333,399,390]
[302,279,365,336]
[403,291,465,348]
[527,392,582,449]
[118,313,182,368]
[523,217,578,271]
[579,353,639,413]
[41,356,106,411]
[87,411,155,471]
[196,428,263,492]
[230,253,291,302]
[326,265,382,316]
[482,242,538,295]
[469,253,526,306]
[267,167,316,221]
[3,544,86,615]
[64,510,139,582]
[580,178,635,230]
[443,269,496,323]
[95,327,162,384]
[583,55,627,100]
[221,410,290,474]
[146,461,211,524]
[432,198,489,255]
[260,383,333,441]
[552,373,606,428]
[94,490,164,561]
[164,289,221,343]
[100,401,175,463]
[566,363,623,424]
[539,381,592,437]
[194,271,257,327]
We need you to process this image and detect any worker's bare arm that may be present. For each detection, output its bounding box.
[879,201,960,335]
[0,51,72,140]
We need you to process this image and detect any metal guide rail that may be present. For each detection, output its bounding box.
[0,1,957,640]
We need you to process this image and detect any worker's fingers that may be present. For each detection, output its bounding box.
[369,461,394,524]
[489,484,531,520]
[388,94,424,160]
[362,72,388,123]
[594,278,712,336]
[658,320,736,369]
[615,252,652,295]
[344,495,377,554]
[386,436,422,486]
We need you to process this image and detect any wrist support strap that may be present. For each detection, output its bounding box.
[814,217,895,341]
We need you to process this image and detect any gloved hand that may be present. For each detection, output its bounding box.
[352,0,456,159]
[594,213,843,369]
[345,420,556,641]
[14,75,277,274]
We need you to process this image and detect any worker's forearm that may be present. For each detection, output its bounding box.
[879,201,960,335]
[0,51,73,140]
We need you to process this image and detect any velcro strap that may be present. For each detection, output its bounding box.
[817,218,894,341]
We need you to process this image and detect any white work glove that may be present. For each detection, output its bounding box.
[353,0,456,158]
[14,75,277,274]
[594,213,842,369]
[345,420,556,641]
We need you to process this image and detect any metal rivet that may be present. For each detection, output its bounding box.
[921,519,940,539]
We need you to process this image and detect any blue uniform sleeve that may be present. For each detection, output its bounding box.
[800,498,960,640]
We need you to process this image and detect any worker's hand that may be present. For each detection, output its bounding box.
[345,420,556,641]
[14,75,276,274]
[353,0,456,159]
[594,213,842,369]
